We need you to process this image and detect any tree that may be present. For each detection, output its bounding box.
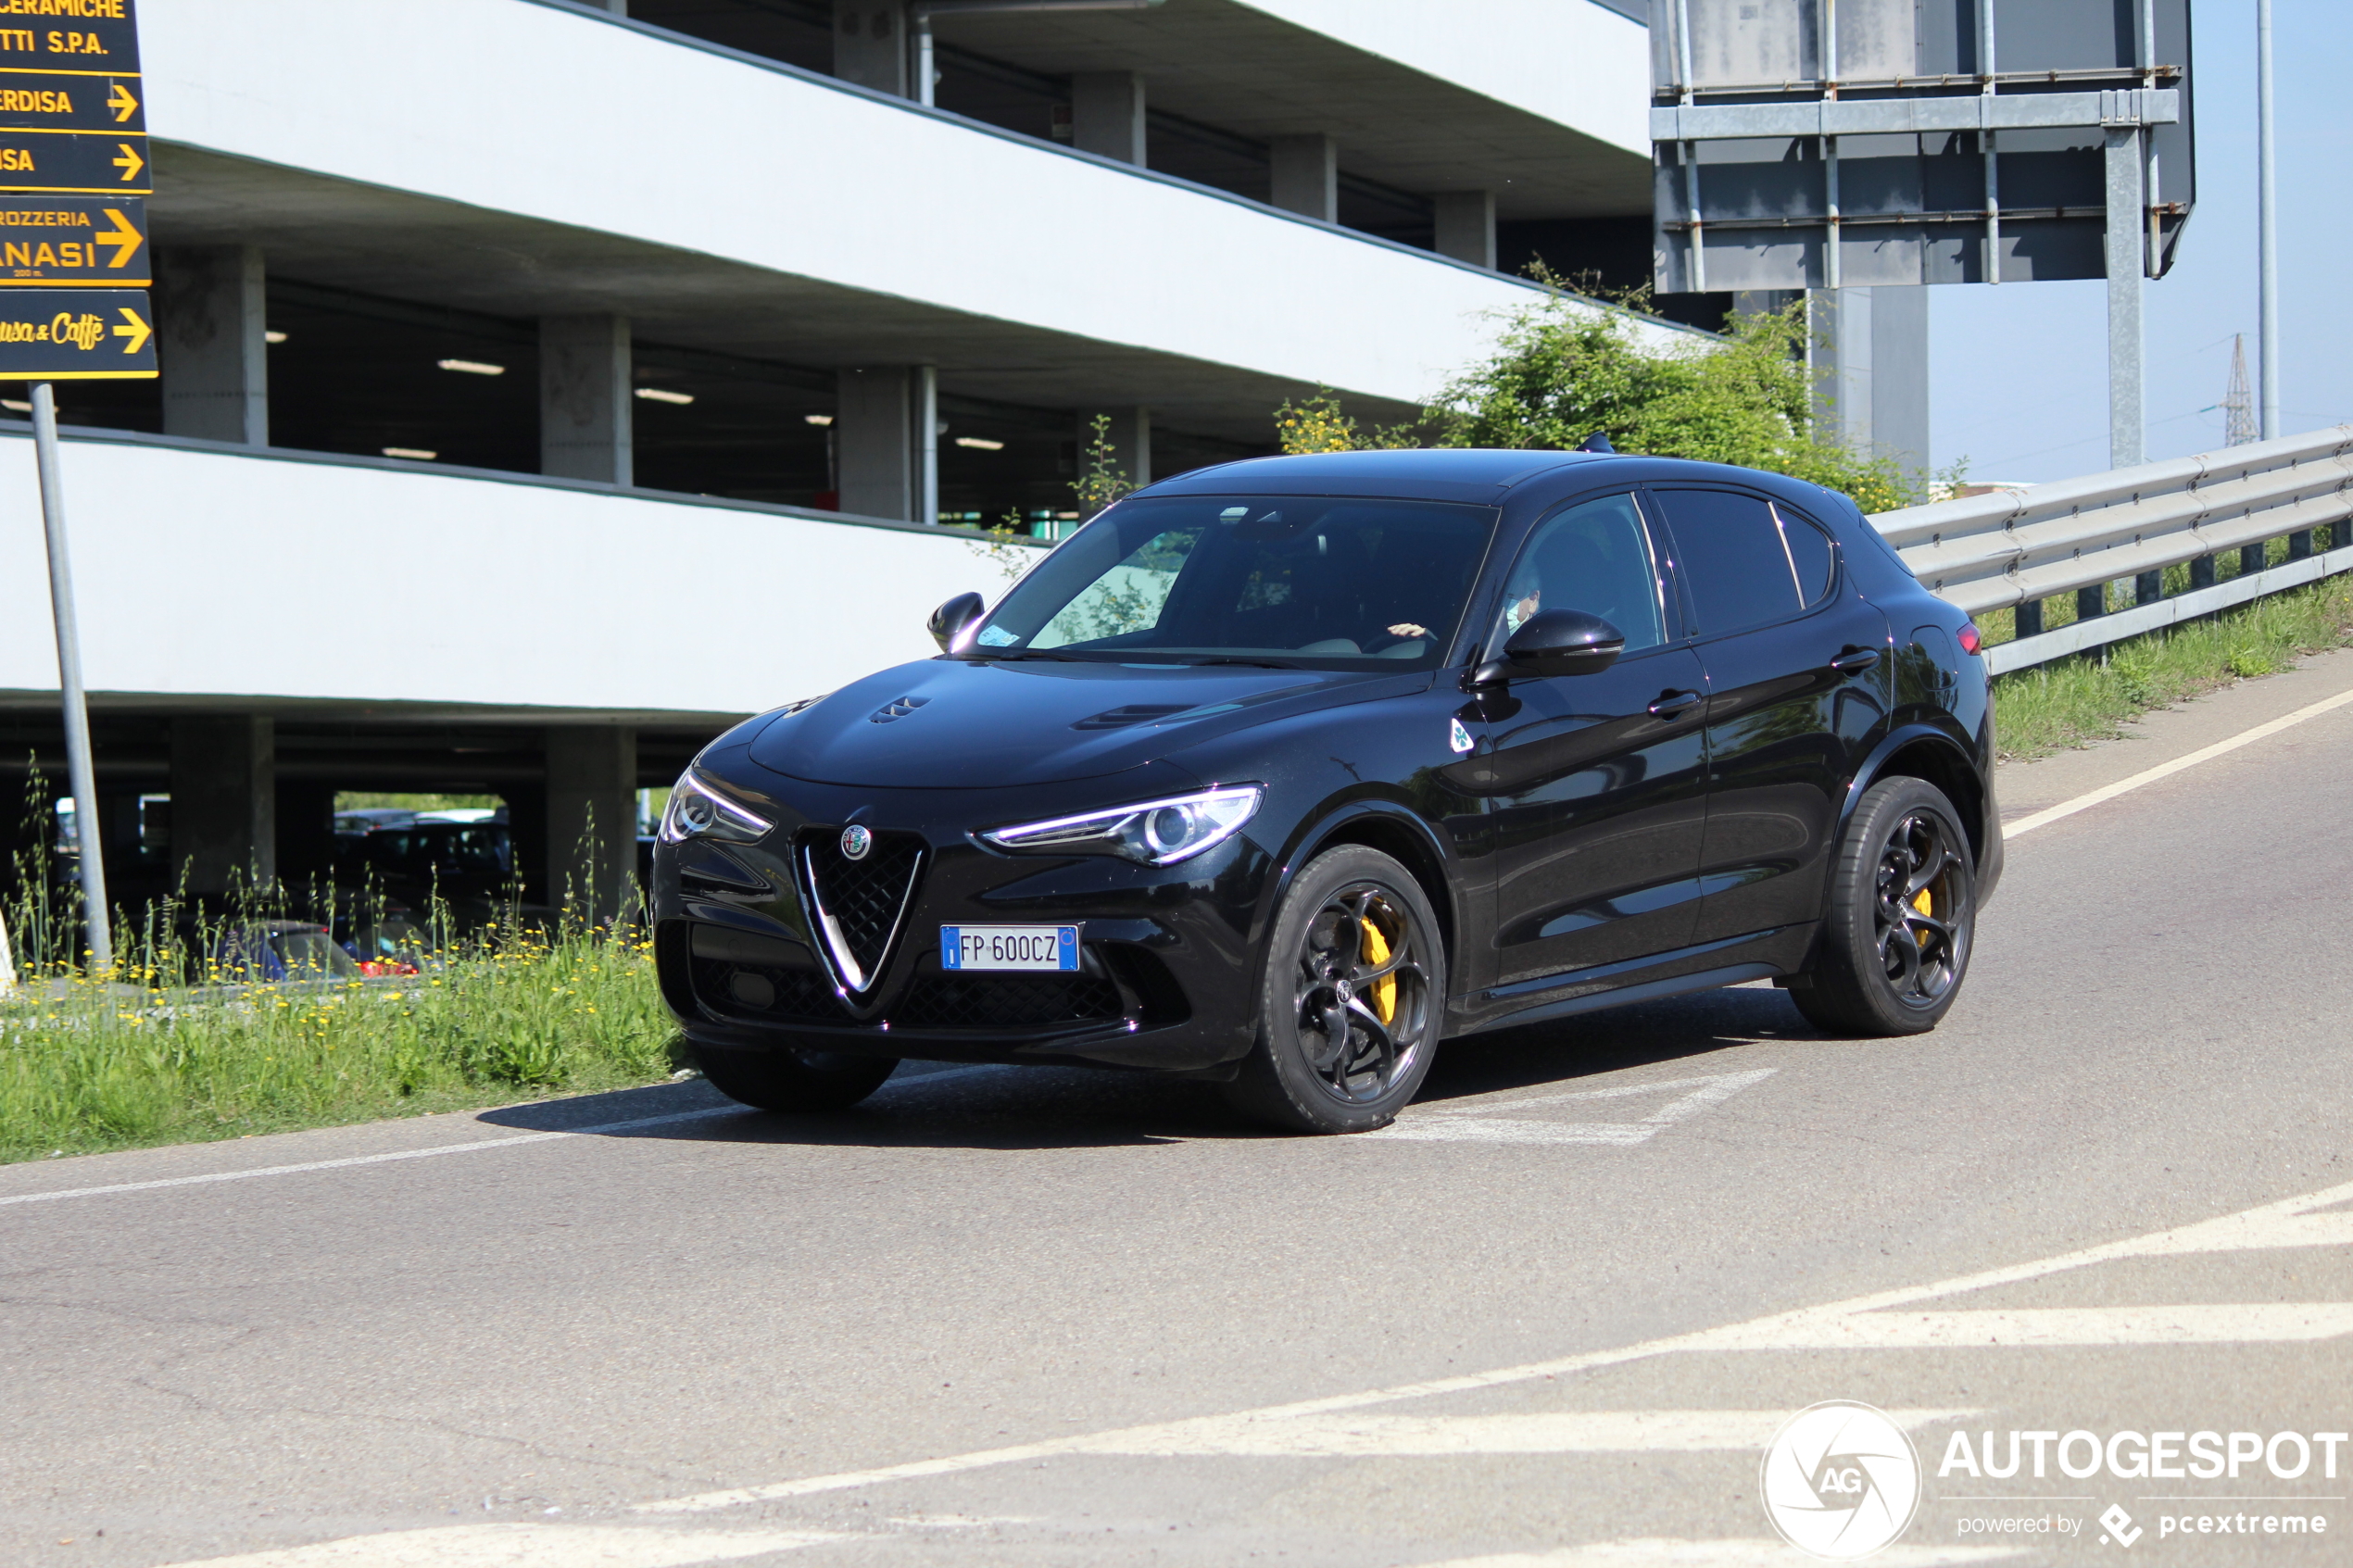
[1432,284,1924,513]
[1278,277,1931,515]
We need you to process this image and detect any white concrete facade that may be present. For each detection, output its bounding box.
[1239,0,1653,157]
[140,0,1681,413]
[0,433,994,720]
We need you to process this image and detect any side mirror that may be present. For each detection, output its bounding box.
[1472,608,1626,684]
[928,592,986,652]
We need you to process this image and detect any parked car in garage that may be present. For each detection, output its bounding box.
[652,449,1999,1133]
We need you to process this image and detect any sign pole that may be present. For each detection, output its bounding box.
[2104,124,2146,470]
[31,380,110,972]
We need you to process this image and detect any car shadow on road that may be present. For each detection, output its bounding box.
[475,985,1810,1152]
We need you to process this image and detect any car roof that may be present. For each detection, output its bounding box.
[1136,449,1857,516]
[1140,449,1610,504]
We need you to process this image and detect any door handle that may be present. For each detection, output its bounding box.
[1829,648,1882,674]
[1648,689,1704,719]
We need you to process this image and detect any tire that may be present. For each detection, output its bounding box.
[1222,846,1445,1134]
[691,1040,898,1113]
[1792,775,1977,1036]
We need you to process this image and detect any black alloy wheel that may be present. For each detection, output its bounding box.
[1224,845,1443,1133]
[1793,775,1976,1035]
[691,1041,899,1113]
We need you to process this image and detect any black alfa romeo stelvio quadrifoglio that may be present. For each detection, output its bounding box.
[652,449,1999,1134]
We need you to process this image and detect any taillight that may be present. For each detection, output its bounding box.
[1957,622,1982,656]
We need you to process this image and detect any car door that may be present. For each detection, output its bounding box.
[1468,491,1712,988]
[1646,486,1893,947]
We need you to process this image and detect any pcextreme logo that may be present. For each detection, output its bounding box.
[1760,1401,1923,1560]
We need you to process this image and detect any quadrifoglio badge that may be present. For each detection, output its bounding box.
[1759,1406,2346,1558]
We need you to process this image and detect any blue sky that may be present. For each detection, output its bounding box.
[1928,0,2349,482]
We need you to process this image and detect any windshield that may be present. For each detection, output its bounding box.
[969,495,1498,669]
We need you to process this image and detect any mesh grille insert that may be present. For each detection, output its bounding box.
[804,830,925,988]
[895,972,1127,1032]
[689,956,847,1023]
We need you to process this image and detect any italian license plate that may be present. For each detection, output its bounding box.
[939,924,1079,972]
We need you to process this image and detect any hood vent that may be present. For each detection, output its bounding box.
[1072,703,1190,732]
[870,695,930,723]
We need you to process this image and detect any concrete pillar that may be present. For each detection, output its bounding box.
[1269,134,1338,222]
[837,366,914,521]
[157,245,268,445]
[833,0,909,97]
[1072,71,1146,165]
[546,725,637,923]
[274,780,337,894]
[540,314,633,485]
[170,716,274,897]
[1076,405,1151,494]
[1433,190,1496,270]
[1808,285,1929,481]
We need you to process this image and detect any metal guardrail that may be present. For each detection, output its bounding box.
[1870,425,2353,673]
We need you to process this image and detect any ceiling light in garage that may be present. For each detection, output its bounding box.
[1,399,26,413]
[804,413,835,426]
[265,331,287,345]
[437,358,506,376]
[954,436,1005,450]
[383,446,438,460]
[635,387,695,406]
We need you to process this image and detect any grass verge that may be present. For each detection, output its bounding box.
[0,924,679,1165]
[1991,572,2353,759]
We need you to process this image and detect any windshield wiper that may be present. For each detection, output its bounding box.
[1172,655,1302,669]
[972,648,1089,662]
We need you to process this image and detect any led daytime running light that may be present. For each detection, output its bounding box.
[980,785,1261,866]
[659,768,774,845]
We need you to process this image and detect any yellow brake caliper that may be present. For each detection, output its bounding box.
[1910,886,1934,946]
[1359,917,1397,1024]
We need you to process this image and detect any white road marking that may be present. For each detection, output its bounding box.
[0,1107,736,1209]
[154,1524,836,1568]
[1375,1070,1778,1147]
[1707,1304,2353,1350]
[1070,1408,1977,1458]
[2004,682,2353,839]
[634,1177,2353,1514]
[1417,1541,2024,1567]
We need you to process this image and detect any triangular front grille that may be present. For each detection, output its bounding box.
[801,830,925,994]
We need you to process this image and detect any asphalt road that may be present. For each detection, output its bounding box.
[6,654,2353,1568]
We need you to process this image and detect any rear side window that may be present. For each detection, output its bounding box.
[1652,488,1831,636]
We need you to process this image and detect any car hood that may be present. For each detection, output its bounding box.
[746,658,1430,788]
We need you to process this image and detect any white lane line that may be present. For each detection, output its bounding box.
[2005,683,2353,839]
[153,1524,837,1568]
[1376,1070,1776,1147]
[0,1107,737,1209]
[634,1176,2353,1514]
[1418,1542,2024,1567]
[1711,1304,2353,1350]
[1072,1408,1977,1458]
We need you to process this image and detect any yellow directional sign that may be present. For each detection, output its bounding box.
[0,286,156,379]
[0,130,149,194]
[0,195,146,284]
[0,70,145,134]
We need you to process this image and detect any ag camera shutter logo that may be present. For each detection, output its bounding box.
[1760,1401,1923,1560]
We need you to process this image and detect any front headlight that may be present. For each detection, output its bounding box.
[659,767,775,846]
[978,784,1261,866]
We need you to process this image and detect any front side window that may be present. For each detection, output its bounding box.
[971,495,1499,669]
[1651,488,1834,637]
[1489,492,1668,656]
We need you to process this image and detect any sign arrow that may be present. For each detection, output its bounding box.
[106,82,138,123]
[111,305,150,356]
[110,142,143,182]
[94,206,141,269]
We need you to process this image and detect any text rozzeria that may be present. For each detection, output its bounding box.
[1939,1429,2348,1481]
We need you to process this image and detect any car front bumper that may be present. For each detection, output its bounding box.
[651,763,1271,1073]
